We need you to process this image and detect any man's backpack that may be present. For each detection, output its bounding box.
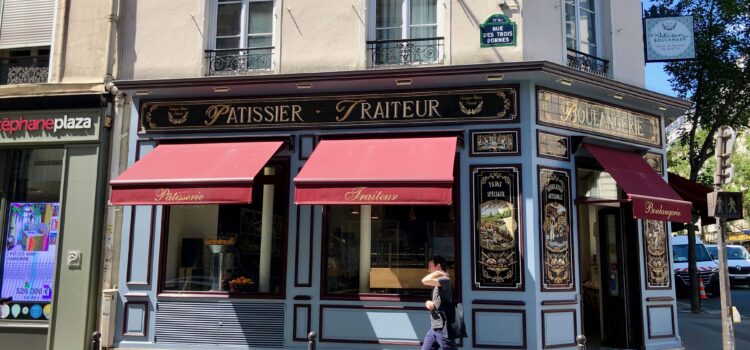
[445,302,468,339]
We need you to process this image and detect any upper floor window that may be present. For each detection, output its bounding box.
[565,0,598,55]
[368,0,443,67]
[207,0,274,75]
[565,0,609,77]
[0,47,49,85]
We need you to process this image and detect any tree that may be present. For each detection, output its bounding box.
[649,0,750,182]
[650,0,750,316]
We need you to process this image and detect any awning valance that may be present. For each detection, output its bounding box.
[294,137,457,205]
[583,144,691,223]
[110,141,283,205]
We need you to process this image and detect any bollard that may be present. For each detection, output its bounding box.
[307,331,317,350]
[576,334,586,350]
[92,331,101,350]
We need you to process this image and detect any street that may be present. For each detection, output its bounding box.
[678,285,750,349]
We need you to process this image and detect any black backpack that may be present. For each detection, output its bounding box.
[444,301,468,339]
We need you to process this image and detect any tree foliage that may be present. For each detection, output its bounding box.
[648,0,750,181]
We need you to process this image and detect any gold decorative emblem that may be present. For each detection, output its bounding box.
[459,95,484,115]
[496,91,513,118]
[645,220,670,288]
[167,107,190,125]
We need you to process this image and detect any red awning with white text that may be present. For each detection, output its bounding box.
[583,144,691,223]
[110,141,283,205]
[294,137,457,205]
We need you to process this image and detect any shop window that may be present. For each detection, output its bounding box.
[565,0,609,77]
[207,0,274,74]
[0,148,64,321]
[160,162,288,296]
[324,204,457,297]
[367,0,443,66]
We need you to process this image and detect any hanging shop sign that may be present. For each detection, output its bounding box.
[480,14,517,47]
[538,167,574,291]
[644,16,696,62]
[643,220,671,289]
[469,129,519,156]
[0,109,101,144]
[471,165,523,290]
[141,87,519,132]
[537,89,662,147]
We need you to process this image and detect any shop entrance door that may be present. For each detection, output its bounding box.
[597,206,644,349]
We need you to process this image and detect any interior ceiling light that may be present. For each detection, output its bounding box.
[395,79,413,86]
[556,78,573,86]
[486,73,504,81]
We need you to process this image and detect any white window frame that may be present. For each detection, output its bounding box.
[209,0,275,51]
[367,0,444,42]
[563,0,602,57]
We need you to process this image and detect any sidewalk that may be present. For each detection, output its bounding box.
[677,301,750,349]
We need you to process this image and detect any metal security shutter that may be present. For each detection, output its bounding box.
[0,0,55,49]
[155,301,219,345]
[218,301,284,348]
[155,300,285,348]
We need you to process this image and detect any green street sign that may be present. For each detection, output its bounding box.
[480,14,517,47]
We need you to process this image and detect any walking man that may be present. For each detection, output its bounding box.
[421,256,457,350]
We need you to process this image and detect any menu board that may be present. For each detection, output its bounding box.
[0,203,60,320]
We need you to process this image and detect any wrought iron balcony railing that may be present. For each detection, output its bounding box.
[0,55,49,85]
[566,49,610,78]
[367,37,444,68]
[205,47,273,76]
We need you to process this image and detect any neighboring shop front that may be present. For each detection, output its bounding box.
[0,95,109,349]
[110,63,690,350]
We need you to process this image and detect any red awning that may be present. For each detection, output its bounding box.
[110,141,283,205]
[583,144,691,223]
[294,137,457,205]
[668,172,713,224]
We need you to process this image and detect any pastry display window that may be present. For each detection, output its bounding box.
[159,161,288,297]
[324,204,457,297]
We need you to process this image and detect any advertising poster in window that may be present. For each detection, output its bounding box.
[644,220,671,289]
[0,203,60,320]
[471,166,523,290]
[539,167,574,291]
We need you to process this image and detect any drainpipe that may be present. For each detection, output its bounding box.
[99,0,125,348]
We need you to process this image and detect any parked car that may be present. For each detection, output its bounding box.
[705,244,750,285]
[672,235,720,297]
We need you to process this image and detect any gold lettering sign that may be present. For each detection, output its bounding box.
[537,90,661,147]
[344,187,400,202]
[154,188,206,202]
[644,200,682,220]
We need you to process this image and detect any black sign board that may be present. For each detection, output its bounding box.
[539,167,573,291]
[471,165,523,290]
[141,87,518,132]
[708,191,743,220]
[480,14,517,47]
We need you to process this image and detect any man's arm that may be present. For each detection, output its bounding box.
[421,270,448,287]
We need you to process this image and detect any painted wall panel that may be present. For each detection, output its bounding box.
[474,310,526,347]
[320,307,428,343]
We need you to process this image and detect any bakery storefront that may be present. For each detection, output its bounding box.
[0,95,109,349]
[110,64,690,350]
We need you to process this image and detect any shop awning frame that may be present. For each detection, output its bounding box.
[582,143,692,223]
[110,141,284,205]
[294,136,457,205]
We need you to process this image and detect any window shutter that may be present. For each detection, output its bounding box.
[0,0,55,49]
